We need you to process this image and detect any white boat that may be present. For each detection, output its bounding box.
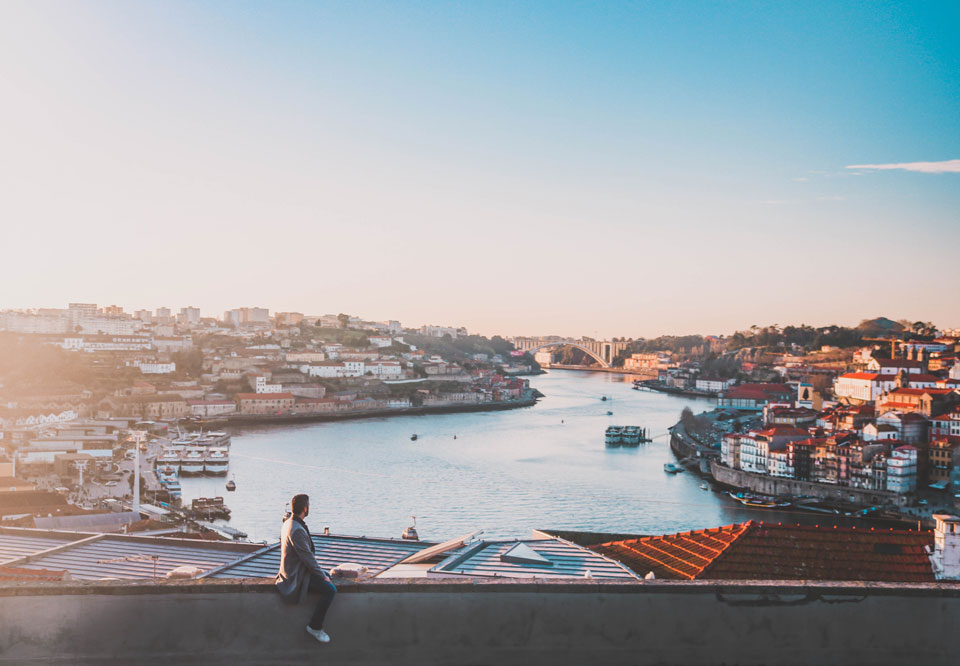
[605,426,623,446]
[621,426,642,446]
[156,447,183,471]
[180,447,206,475]
[204,447,229,475]
[663,463,683,474]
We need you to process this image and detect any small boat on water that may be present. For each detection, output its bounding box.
[410,434,418,441]
[727,491,791,508]
[663,462,683,474]
[601,396,608,401]
[225,476,237,492]
[606,410,613,416]
[700,483,709,491]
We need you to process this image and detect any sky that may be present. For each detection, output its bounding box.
[1,1,957,338]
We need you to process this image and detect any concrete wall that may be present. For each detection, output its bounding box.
[711,461,909,507]
[0,579,957,665]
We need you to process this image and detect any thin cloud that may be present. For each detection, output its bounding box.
[845,159,960,174]
[792,177,809,182]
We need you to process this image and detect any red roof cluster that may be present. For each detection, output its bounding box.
[592,521,934,582]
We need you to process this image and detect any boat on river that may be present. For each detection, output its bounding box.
[204,447,229,475]
[727,491,791,509]
[180,447,205,475]
[663,462,683,474]
[156,447,183,471]
[605,426,623,446]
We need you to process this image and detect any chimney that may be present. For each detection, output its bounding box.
[931,514,960,580]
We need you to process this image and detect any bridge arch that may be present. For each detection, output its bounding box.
[522,341,612,368]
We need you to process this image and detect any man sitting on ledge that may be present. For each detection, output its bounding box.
[276,493,337,644]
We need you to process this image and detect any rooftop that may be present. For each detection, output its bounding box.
[592,521,935,582]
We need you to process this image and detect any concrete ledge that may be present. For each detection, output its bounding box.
[1,579,957,665]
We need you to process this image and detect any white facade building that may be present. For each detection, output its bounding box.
[887,446,918,494]
[135,362,176,375]
[833,373,896,403]
[365,361,403,377]
[254,376,283,394]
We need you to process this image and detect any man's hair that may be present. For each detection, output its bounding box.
[291,494,309,516]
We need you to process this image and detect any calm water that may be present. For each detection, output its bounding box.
[178,371,786,543]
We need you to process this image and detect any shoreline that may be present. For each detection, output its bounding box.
[205,398,540,429]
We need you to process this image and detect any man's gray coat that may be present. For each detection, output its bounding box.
[275,517,328,604]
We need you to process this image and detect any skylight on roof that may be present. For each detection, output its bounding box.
[501,542,552,566]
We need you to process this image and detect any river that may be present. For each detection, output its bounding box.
[178,370,809,543]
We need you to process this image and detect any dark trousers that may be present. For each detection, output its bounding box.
[307,575,337,630]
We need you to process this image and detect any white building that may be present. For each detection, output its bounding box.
[887,446,918,493]
[77,316,143,336]
[178,307,201,326]
[223,307,270,326]
[254,376,283,394]
[60,336,153,352]
[368,336,393,348]
[0,311,71,334]
[695,377,735,393]
[833,373,896,403]
[420,325,468,339]
[135,361,176,375]
[950,361,960,381]
[299,362,364,378]
[365,361,403,377]
[931,514,960,580]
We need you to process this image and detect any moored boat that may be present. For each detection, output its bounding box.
[663,462,683,474]
[605,426,623,446]
[727,491,791,508]
[180,447,205,475]
[621,426,642,446]
[155,447,183,472]
[203,447,229,476]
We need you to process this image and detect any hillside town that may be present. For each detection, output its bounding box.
[645,322,960,517]
[0,303,537,532]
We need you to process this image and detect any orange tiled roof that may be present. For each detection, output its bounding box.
[593,521,934,582]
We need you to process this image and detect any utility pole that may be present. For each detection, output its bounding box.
[131,430,147,516]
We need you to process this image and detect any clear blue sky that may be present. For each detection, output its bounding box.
[1,1,957,337]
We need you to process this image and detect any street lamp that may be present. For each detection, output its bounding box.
[130,430,148,516]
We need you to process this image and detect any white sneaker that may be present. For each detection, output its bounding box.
[305,626,330,644]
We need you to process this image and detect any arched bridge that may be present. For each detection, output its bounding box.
[510,337,629,368]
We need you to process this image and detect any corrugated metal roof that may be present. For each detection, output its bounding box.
[430,538,639,580]
[209,534,434,579]
[0,533,76,564]
[21,537,251,580]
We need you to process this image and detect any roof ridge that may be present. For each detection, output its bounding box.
[693,522,753,577]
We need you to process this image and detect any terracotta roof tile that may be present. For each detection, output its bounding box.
[592,522,934,582]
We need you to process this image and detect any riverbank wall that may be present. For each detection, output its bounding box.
[2,578,958,665]
[220,398,538,428]
[710,461,910,508]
